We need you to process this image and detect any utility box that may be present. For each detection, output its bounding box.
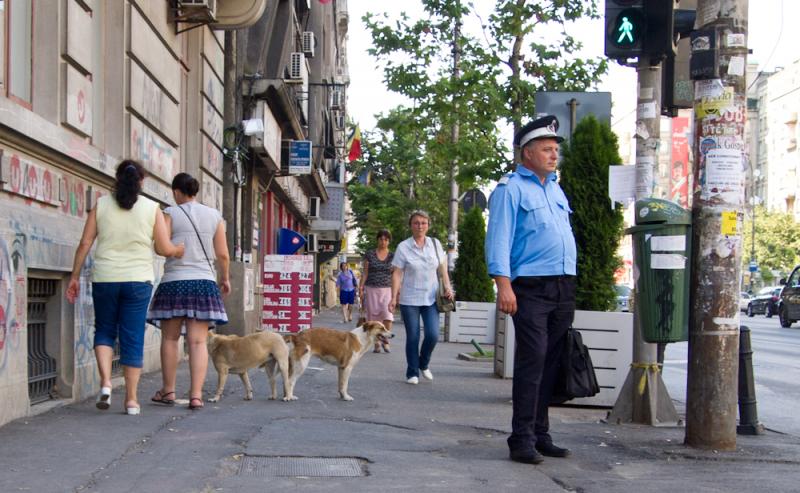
[627,198,692,343]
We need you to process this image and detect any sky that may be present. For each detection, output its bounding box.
[346,0,800,149]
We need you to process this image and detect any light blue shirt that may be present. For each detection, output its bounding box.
[485,165,577,280]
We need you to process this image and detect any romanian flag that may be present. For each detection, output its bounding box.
[347,125,362,161]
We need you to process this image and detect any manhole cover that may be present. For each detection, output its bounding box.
[238,456,366,477]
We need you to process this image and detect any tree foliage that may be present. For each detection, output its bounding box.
[453,207,495,302]
[349,1,608,245]
[347,109,451,252]
[558,116,624,311]
[742,206,800,284]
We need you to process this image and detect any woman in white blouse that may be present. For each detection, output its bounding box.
[389,210,454,385]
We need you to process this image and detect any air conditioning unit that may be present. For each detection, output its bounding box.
[306,233,319,253]
[308,196,321,219]
[287,52,307,82]
[331,89,343,110]
[177,0,217,21]
[302,32,315,58]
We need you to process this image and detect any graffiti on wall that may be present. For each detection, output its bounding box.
[0,234,26,374]
[1,152,62,207]
[201,172,223,212]
[65,64,93,136]
[130,62,180,145]
[201,133,223,181]
[130,116,178,185]
[202,97,223,147]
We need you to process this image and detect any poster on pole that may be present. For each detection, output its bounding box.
[262,254,314,332]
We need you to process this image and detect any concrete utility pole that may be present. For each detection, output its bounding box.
[447,5,461,270]
[608,60,680,426]
[685,0,749,450]
[445,3,461,336]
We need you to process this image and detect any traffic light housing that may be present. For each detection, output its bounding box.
[605,0,647,60]
[605,1,682,62]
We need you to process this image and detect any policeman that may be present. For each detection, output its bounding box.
[485,115,576,465]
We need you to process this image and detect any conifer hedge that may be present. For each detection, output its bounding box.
[453,206,495,302]
[559,115,625,311]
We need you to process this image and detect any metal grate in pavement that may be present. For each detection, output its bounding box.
[238,456,366,477]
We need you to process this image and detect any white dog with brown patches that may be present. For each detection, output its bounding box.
[274,321,393,401]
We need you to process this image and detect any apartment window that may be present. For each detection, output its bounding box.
[7,0,32,105]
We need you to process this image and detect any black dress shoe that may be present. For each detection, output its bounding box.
[535,442,571,458]
[509,450,544,464]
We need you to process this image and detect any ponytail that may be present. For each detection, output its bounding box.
[113,160,145,210]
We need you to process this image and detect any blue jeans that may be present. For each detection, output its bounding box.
[400,303,440,379]
[92,281,153,368]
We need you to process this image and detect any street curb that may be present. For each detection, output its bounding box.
[457,352,493,362]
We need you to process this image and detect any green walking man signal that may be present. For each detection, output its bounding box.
[617,16,635,44]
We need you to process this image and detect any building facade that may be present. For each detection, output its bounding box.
[0,0,349,427]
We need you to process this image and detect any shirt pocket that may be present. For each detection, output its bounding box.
[555,197,573,229]
[520,195,550,231]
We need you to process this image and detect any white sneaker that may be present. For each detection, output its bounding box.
[406,376,419,385]
[421,369,434,381]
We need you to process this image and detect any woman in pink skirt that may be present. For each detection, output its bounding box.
[359,229,395,353]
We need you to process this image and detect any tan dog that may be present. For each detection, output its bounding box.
[207,330,295,402]
[281,321,393,401]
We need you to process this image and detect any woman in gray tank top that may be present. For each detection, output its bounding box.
[147,173,230,410]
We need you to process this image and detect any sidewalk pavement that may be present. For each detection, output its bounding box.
[2,308,800,492]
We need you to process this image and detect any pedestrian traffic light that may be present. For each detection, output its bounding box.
[644,1,678,59]
[605,0,647,60]
[605,1,684,63]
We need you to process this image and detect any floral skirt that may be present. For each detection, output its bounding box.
[147,279,228,326]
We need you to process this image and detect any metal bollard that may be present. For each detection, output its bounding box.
[737,325,764,435]
[470,339,487,356]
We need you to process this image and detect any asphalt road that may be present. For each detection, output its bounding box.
[662,313,800,436]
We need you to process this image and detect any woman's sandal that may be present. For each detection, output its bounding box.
[150,390,176,405]
[188,397,204,410]
[96,386,112,410]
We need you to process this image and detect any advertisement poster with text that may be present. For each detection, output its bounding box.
[262,255,314,332]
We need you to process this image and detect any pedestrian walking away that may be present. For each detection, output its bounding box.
[486,115,576,464]
[336,262,358,323]
[389,210,453,385]
[147,172,231,411]
[65,159,185,416]
[359,229,395,353]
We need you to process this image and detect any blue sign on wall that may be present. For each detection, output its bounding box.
[288,140,312,174]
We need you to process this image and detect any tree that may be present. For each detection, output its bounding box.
[348,109,451,253]
[351,0,608,247]
[742,206,800,284]
[453,206,495,302]
[558,116,624,311]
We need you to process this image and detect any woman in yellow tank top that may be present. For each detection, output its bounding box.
[66,160,184,416]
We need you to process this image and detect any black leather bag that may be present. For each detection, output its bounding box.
[550,328,600,404]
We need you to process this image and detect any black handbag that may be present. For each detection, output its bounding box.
[550,328,600,404]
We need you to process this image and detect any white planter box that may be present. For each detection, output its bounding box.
[494,309,633,407]
[447,301,497,344]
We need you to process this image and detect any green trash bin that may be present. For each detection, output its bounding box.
[627,198,691,343]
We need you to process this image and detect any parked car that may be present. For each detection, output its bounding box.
[746,286,782,317]
[614,284,631,312]
[778,267,800,328]
[739,292,751,312]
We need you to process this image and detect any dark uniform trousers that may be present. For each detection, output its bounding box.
[508,275,576,454]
